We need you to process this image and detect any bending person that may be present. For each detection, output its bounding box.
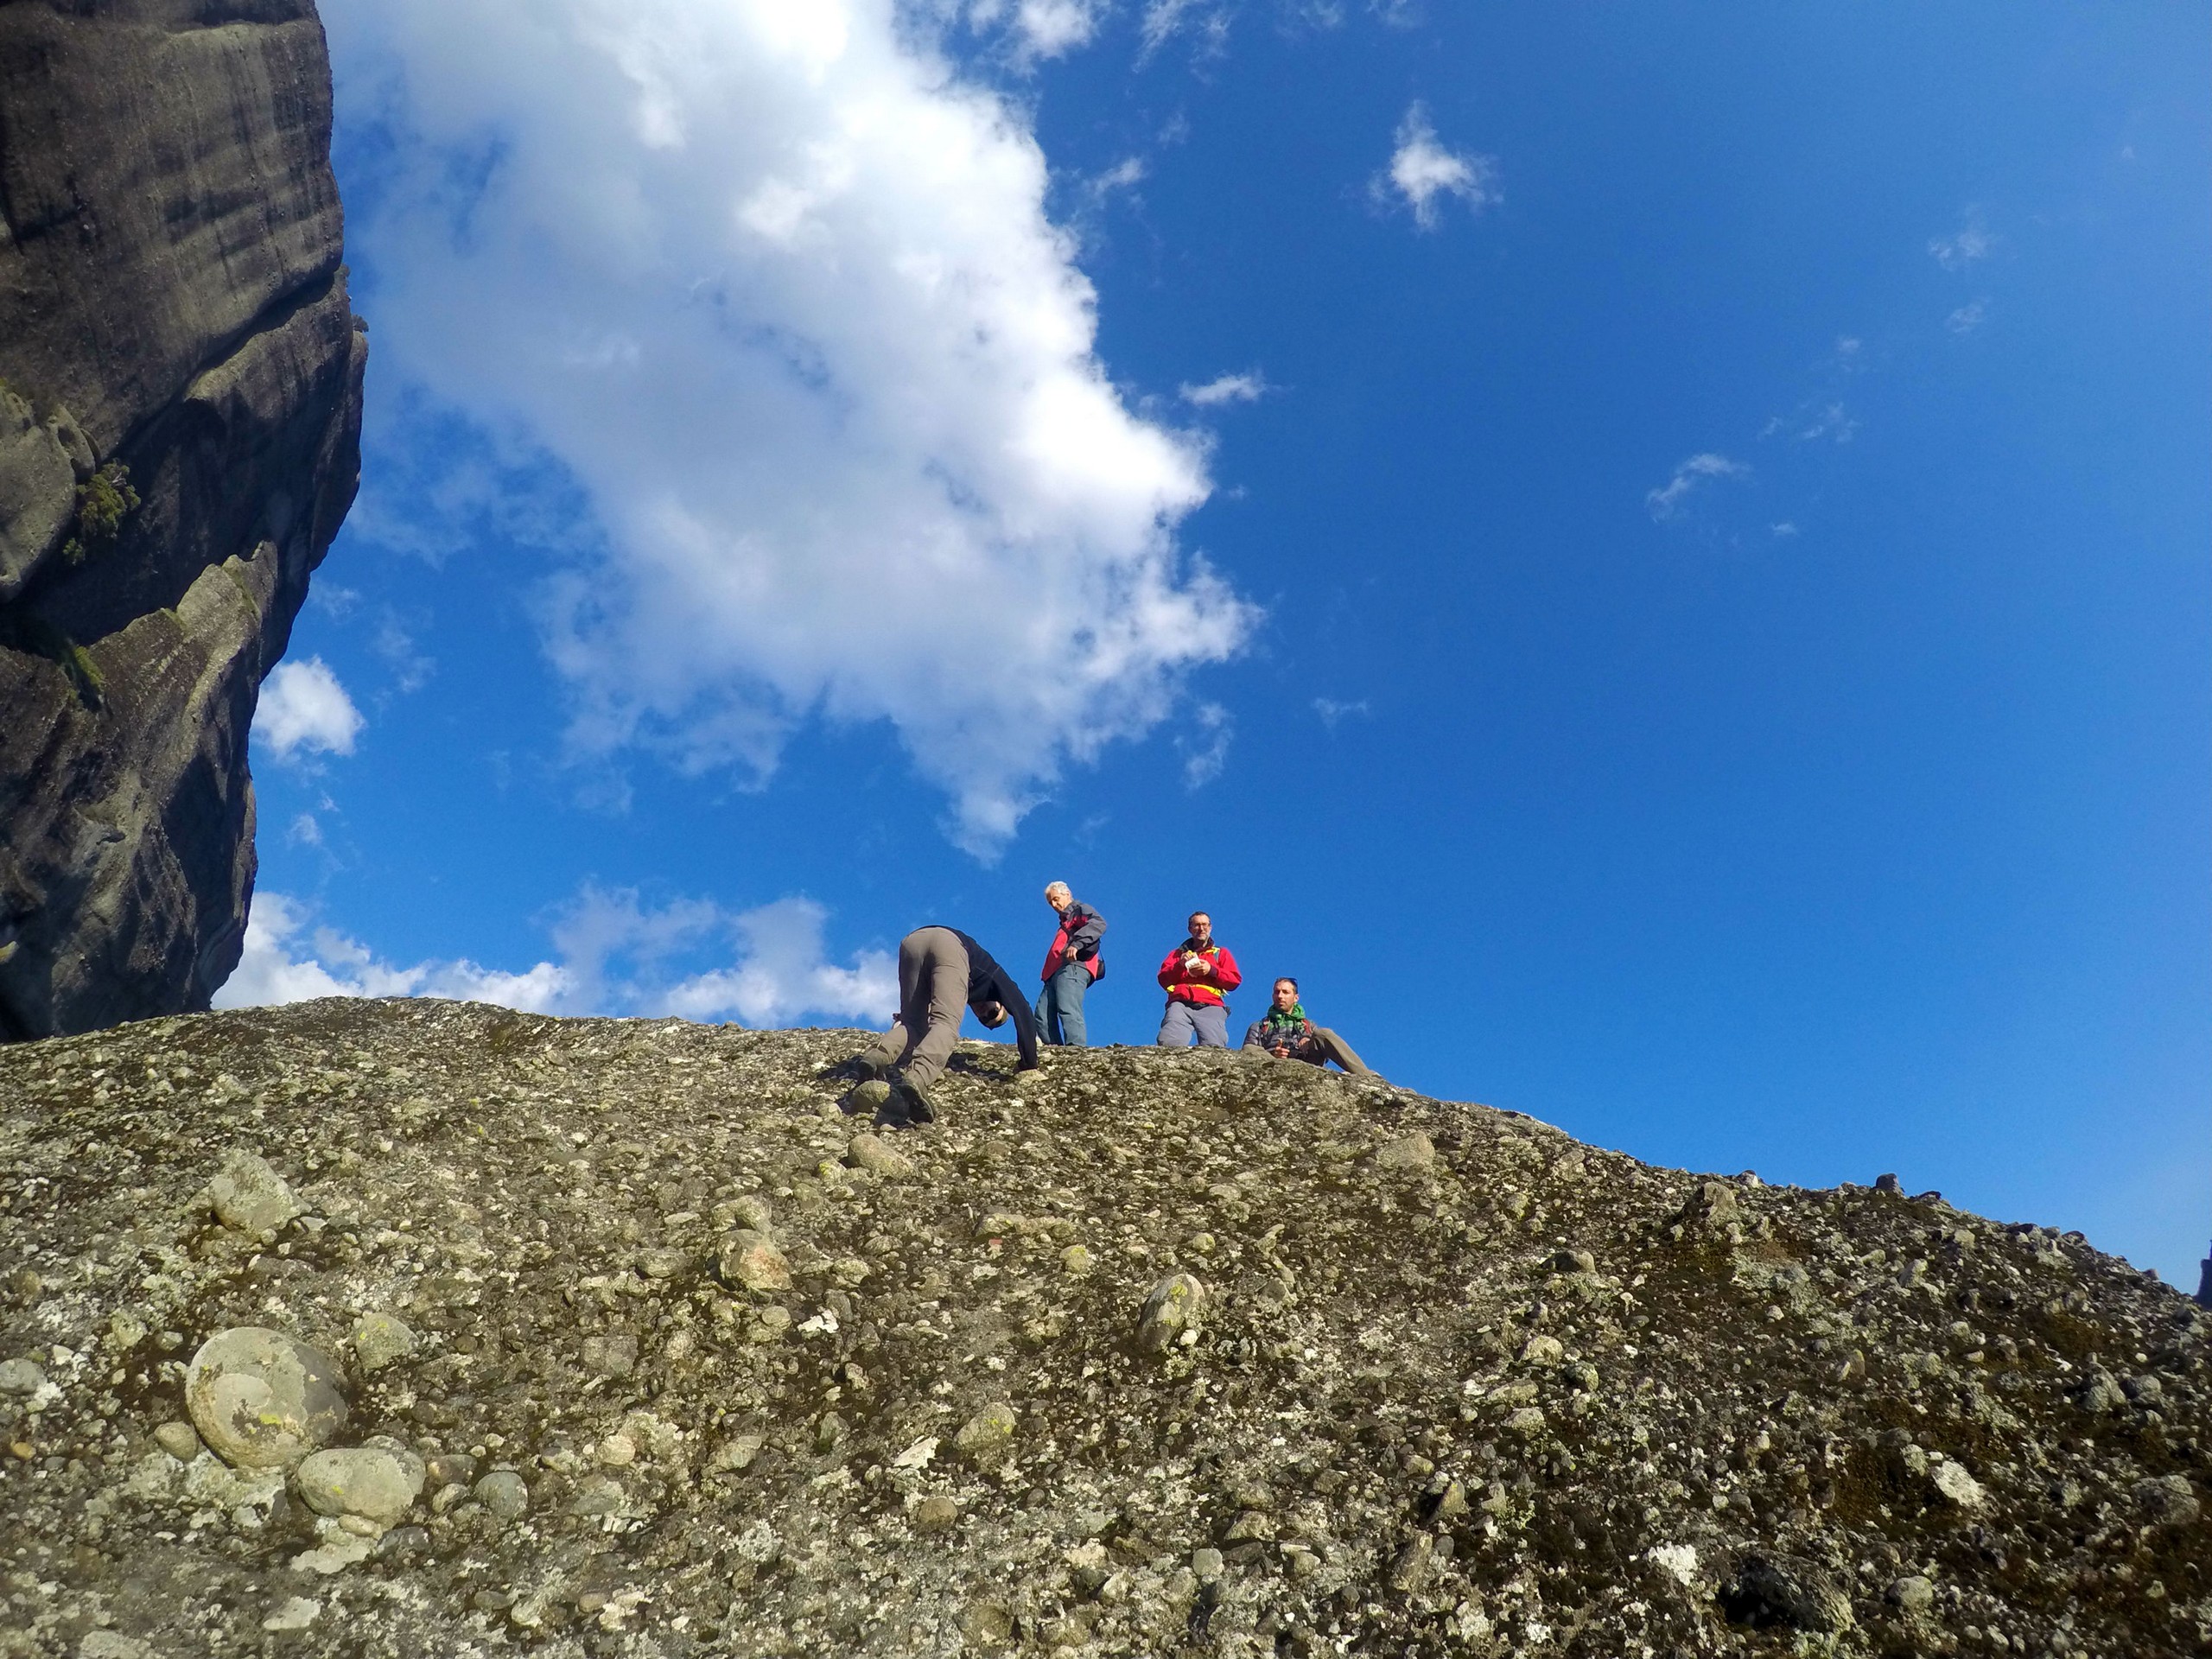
[1243,976,1371,1075]
[845,926,1039,1122]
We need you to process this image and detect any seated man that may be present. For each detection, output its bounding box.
[1243,977,1370,1075]
[844,925,1039,1122]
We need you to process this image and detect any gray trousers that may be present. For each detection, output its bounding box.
[857,926,969,1091]
[1306,1027,1371,1075]
[1157,1000,1229,1048]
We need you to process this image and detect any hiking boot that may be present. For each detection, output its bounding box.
[826,1055,884,1084]
[892,1074,937,1124]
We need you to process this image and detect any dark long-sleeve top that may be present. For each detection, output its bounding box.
[946,928,1041,1069]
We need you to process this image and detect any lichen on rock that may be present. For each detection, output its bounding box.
[0,999,2206,1656]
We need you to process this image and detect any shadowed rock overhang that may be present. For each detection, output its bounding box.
[0,0,365,1039]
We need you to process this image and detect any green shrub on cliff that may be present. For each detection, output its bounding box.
[60,461,140,565]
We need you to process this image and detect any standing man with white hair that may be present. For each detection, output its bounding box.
[1036,881,1107,1046]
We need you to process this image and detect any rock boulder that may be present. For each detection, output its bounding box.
[0,0,365,1038]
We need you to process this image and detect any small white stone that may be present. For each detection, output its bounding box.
[1649,1544,1699,1586]
[204,1151,304,1243]
[262,1596,321,1632]
[290,1535,372,1576]
[1929,1459,1986,1510]
[349,1313,418,1375]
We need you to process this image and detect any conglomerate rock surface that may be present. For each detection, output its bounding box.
[0,0,365,1038]
[0,999,2206,1657]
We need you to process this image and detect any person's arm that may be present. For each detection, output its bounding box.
[1158,946,1185,991]
[1211,946,1243,994]
[1242,1021,1268,1050]
[1001,969,1041,1068]
[1066,905,1105,958]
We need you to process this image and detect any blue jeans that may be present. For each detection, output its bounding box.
[1156,1000,1229,1048]
[1036,963,1090,1046]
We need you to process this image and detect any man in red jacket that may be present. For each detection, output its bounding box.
[1036,881,1106,1046]
[1155,910,1242,1047]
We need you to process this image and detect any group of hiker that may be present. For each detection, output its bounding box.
[838,884,1368,1124]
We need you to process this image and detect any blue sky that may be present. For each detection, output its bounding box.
[226,1,2209,1285]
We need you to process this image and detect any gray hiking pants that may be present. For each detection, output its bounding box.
[856,926,969,1092]
[1156,1000,1229,1048]
[1306,1027,1371,1075]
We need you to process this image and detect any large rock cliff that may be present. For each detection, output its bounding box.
[0,0,365,1039]
[0,1005,2205,1657]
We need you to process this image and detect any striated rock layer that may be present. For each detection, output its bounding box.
[0,0,365,1038]
[1,1001,2207,1657]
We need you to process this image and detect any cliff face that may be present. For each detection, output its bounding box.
[0,0,365,1039]
[0,1006,2205,1658]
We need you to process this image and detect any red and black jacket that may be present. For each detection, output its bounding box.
[1157,938,1242,1008]
[1040,902,1108,983]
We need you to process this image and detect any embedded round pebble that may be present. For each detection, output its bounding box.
[182,1327,348,1470]
[293,1440,427,1525]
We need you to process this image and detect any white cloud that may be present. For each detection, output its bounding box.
[962,0,1105,60]
[1377,102,1497,230]
[1796,403,1858,443]
[1947,299,1988,336]
[1179,371,1269,407]
[328,0,1255,854]
[1770,522,1799,539]
[1929,210,1993,271]
[371,611,435,694]
[214,893,573,1013]
[1645,453,1749,521]
[1139,0,1232,58]
[253,658,364,763]
[1088,156,1147,200]
[216,887,896,1027]
[1313,696,1370,728]
[649,898,896,1026]
[1177,700,1232,788]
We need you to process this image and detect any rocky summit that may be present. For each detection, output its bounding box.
[0,999,2206,1658]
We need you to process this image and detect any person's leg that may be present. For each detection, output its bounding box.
[1034,982,1062,1046]
[1311,1027,1372,1075]
[856,931,932,1071]
[1156,1001,1197,1046]
[855,1020,910,1073]
[1054,963,1089,1047]
[1192,1002,1230,1048]
[899,931,969,1093]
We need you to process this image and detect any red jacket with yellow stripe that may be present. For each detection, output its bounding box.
[1157,939,1242,1008]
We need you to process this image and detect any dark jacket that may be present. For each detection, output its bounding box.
[1040,901,1107,982]
[1243,1014,1321,1063]
[946,928,1041,1069]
